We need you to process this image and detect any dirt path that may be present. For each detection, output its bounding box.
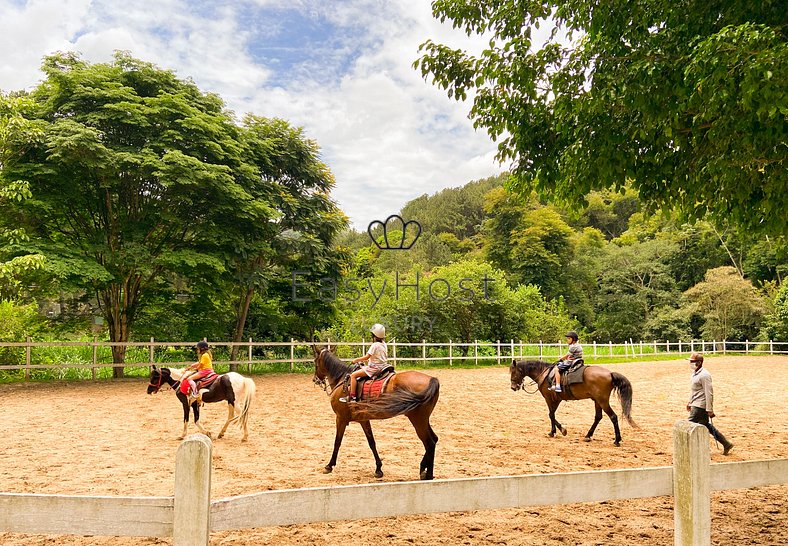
[0,356,786,545]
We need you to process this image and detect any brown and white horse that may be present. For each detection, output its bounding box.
[147,366,256,441]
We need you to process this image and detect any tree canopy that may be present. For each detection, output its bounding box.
[0,52,345,370]
[415,1,787,235]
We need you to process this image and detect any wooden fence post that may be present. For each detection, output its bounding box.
[510,339,515,362]
[149,337,155,367]
[474,340,478,365]
[539,341,543,359]
[25,336,31,381]
[609,341,613,357]
[174,434,212,546]
[248,338,252,374]
[290,339,294,372]
[673,421,710,546]
[392,339,397,366]
[422,339,426,366]
[593,341,597,358]
[92,336,97,380]
[496,340,501,366]
[770,340,774,355]
[448,340,453,367]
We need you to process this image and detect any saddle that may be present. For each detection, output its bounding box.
[547,360,585,397]
[346,366,396,401]
[194,372,219,390]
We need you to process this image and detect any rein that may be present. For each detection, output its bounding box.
[516,362,551,395]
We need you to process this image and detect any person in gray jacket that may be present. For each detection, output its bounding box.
[686,352,734,455]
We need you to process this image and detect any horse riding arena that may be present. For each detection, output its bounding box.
[1,356,785,545]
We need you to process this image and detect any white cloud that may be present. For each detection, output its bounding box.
[0,0,504,230]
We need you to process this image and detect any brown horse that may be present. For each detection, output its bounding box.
[312,346,440,480]
[510,359,637,446]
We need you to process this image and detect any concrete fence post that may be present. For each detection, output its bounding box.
[174,434,212,546]
[673,421,710,546]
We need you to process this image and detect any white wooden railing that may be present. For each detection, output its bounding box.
[1,424,786,545]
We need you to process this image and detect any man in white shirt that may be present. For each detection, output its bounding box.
[687,352,734,455]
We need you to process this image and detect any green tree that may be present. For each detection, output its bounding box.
[416,1,787,235]
[682,266,768,340]
[0,53,280,374]
[594,239,680,341]
[763,282,788,340]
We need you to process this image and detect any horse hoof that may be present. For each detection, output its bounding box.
[323,466,333,474]
[241,438,248,443]
[206,432,213,439]
[374,470,384,479]
[614,441,621,447]
[420,471,433,480]
[583,437,592,442]
[176,436,184,441]
[548,432,555,438]
[561,428,567,436]
[217,434,224,439]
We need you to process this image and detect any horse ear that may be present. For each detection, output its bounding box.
[311,344,321,358]
[329,344,338,354]
[151,365,157,371]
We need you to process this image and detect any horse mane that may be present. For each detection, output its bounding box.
[516,359,552,374]
[321,350,351,383]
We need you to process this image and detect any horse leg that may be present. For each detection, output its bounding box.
[584,402,604,442]
[547,400,566,437]
[324,417,348,474]
[601,400,622,446]
[217,402,235,439]
[408,412,438,480]
[359,421,384,478]
[178,399,189,440]
[191,403,212,440]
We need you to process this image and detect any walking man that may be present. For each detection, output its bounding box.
[686,352,734,455]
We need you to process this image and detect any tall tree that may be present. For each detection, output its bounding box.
[0,53,276,375]
[416,1,787,235]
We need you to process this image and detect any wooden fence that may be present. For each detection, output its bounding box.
[1,338,787,378]
[1,423,786,545]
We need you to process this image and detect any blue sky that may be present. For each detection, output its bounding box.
[0,0,505,230]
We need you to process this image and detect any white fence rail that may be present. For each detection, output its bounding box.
[1,424,787,545]
[1,338,787,378]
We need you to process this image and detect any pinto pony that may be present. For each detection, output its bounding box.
[312,346,440,480]
[147,366,256,441]
[510,359,637,446]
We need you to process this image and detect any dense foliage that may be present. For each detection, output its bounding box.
[415,0,787,235]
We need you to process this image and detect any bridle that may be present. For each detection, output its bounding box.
[513,362,546,395]
[312,349,344,397]
[313,349,329,393]
[148,368,170,394]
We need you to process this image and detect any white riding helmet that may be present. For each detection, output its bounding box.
[370,323,386,338]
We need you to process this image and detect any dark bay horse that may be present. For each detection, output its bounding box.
[510,359,637,446]
[312,346,440,480]
[147,366,256,441]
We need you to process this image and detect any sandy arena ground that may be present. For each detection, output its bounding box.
[0,356,786,545]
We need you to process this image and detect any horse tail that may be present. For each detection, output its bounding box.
[357,377,440,418]
[611,372,638,428]
[233,377,256,430]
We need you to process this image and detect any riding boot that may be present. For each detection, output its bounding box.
[710,426,733,455]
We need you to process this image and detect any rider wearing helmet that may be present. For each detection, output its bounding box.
[550,331,583,393]
[340,324,389,403]
[181,340,214,404]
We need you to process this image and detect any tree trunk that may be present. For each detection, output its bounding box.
[102,280,138,379]
[230,286,255,372]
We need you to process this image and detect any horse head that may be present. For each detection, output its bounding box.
[312,345,329,390]
[147,367,171,395]
[510,360,526,391]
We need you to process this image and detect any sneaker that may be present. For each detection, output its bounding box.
[188,392,201,405]
[548,385,562,393]
[339,396,357,403]
[723,443,734,456]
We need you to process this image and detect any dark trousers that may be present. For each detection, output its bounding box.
[688,406,732,447]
